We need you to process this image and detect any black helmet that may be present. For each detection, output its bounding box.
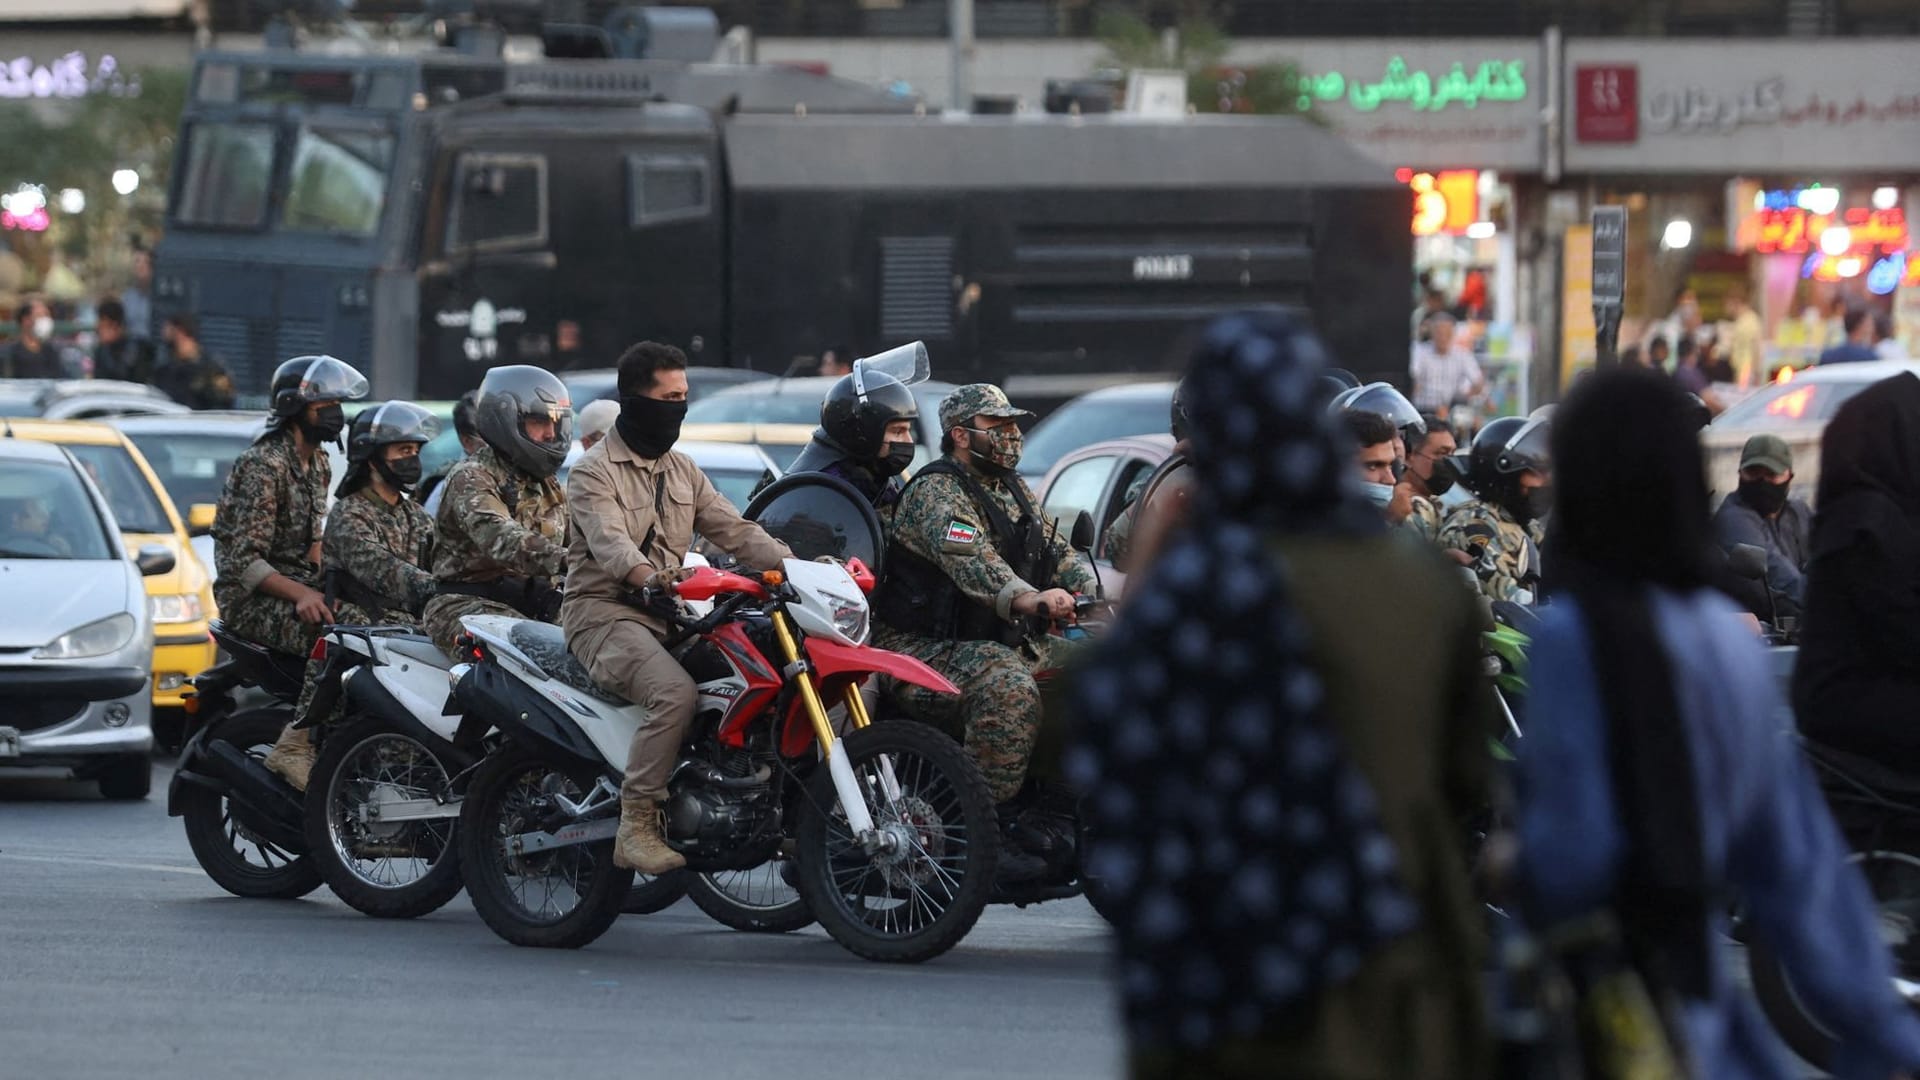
[1465,415,1551,523]
[1331,381,1426,449]
[338,401,440,497]
[1169,377,1191,442]
[1495,416,1551,478]
[821,367,918,459]
[1464,416,1527,498]
[474,365,574,479]
[452,389,480,441]
[264,355,369,433]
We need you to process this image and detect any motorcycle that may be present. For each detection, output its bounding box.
[448,555,1001,962]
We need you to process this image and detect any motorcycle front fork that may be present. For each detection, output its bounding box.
[768,612,901,848]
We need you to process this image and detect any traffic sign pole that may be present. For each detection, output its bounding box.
[1591,205,1627,370]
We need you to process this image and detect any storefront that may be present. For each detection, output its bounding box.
[1561,39,1920,381]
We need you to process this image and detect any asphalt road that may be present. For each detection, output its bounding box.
[0,759,1123,1080]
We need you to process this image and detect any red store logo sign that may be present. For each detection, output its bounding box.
[1576,64,1639,143]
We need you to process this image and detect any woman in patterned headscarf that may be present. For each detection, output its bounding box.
[1066,310,1497,1078]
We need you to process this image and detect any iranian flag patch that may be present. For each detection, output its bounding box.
[944,520,982,545]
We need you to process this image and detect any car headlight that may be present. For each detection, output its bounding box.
[149,593,206,625]
[37,613,138,660]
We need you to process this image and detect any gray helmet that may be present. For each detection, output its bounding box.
[474,365,574,479]
[263,355,369,433]
[1331,381,1426,446]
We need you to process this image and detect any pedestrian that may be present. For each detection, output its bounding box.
[1875,311,1907,361]
[90,298,154,384]
[1724,288,1765,387]
[1712,433,1811,624]
[1516,367,1920,1078]
[2,297,63,379]
[1819,308,1879,366]
[1067,309,1496,1079]
[818,344,854,378]
[154,314,235,409]
[1793,372,1920,765]
[120,248,153,344]
[1672,334,1709,395]
[1701,333,1736,384]
[1409,313,1485,414]
[1411,286,1449,344]
[1646,335,1671,373]
[576,397,618,452]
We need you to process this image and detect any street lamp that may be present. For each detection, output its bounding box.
[111,169,139,196]
[58,188,84,215]
[1661,219,1692,250]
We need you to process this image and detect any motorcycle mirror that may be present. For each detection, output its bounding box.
[853,342,931,389]
[1728,543,1769,582]
[1070,510,1096,553]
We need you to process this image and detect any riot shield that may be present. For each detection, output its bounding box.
[743,472,886,575]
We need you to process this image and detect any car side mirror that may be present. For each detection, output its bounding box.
[135,543,176,577]
[187,503,216,537]
[1070,510,1096,553]
[1728,543,1769,581]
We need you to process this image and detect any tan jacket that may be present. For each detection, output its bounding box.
[561,428,790,634]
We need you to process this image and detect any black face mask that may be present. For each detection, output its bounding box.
[300,403,347,445]
[376,455,424,492]
[1739,477,1790,516]
[617,395,687,459]
[1522,485,1554,524]
[1425,456,1460,498]
[877,441,915,477]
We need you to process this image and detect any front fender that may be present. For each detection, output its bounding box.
[806,637,959,696]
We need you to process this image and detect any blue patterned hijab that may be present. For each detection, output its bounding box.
[1065,310,1417,1050]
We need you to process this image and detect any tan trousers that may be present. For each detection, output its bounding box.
[566,615,695,803]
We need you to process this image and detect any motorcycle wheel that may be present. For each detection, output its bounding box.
[623,870,689,915]
[1750,848,1920,1070]
[179,708,323,900]
[794,723,997,963]
[687,860,814,933]
[303,716,464,919]
[456,746,633,949]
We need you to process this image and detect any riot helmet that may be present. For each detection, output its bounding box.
[1463,416,1526,498]
[338,401,440,497]
[1464,415,1552,524]
[263,355,369,435]
[1169,377,1191,442]
[474,365,574,479]
[820,368,919,461]
[1331,381,1427,457]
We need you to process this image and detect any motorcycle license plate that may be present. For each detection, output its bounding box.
[0,725,18,758]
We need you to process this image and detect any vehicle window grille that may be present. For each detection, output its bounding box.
[879,236,954,340]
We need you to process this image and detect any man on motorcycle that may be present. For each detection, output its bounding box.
[1438,415,1551,604]
[326,402,440,624]
[1398,414,1461,543]
[421,366,572,657]
[210,355,370,788]
[776,365,921,510]
[563,341,793,876]
[872,383,1099,883]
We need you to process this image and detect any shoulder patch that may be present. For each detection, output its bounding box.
[944,519,982,545]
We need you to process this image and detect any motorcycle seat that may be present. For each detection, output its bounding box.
[384,635,453,669]
[506,622,627,706]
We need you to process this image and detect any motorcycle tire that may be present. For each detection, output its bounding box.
[794,722,997,963]
[687,862,815,933]
[1750,848,1920,1071]
[457,746,633,949]
[623,870,689,915]
[303,716,465,920]
[179,708,323,900]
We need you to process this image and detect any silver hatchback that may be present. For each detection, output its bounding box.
[0,438,173,799]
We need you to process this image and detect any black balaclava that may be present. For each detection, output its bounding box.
[617,395,687,459]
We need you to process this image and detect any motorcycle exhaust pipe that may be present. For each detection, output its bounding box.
[201,739,308,853]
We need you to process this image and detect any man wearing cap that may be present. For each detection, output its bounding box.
[872,383,1097,885]
[1713,433,1812,623]
[577,398,619,452]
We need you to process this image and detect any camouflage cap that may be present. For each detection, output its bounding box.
[939,383,1034,432]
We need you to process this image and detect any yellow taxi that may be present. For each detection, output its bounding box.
[4,420,218,737]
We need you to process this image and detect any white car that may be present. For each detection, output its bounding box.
[1703,360,1920,504]
[0,438,173,799]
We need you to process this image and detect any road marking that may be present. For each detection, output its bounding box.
[0,851,203,876]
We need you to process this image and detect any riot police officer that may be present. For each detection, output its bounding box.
[421,366,572,657]
[1438,415,1552,603]
[872,383,1098,883]
[211,355,369,788]
[326,402,439,624]
[783,365,921,509]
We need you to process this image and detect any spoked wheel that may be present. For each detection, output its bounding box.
[304,717,464,919]
[456,746,632,949]
[623,870,690,915]
[794,723,996,963]
[688,856,814,933]
[1751,849,1920,1069]
[179,708,322,900]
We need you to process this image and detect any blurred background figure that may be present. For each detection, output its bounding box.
[2,296,62,379]
[120,247,154,345]
[91,298,155,385]
[1069,310,1495,1079]
[153,314,235,409]
[818,344,855,378]
[1820,309,1878,366]
[1410,313,1485,416]
[1518,368,1920,1077]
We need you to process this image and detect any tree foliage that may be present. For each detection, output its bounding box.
[1092,8,1313,118]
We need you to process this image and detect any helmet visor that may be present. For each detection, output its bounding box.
[1344,382,1426,438]
[519,403,576,447]
[1500,417,1552,475]
[853,342,930,392]
[359,401,441,447]
[296,355,371,404]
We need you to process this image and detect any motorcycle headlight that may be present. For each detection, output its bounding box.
[149,593,206,625]
[37,613,138,660]
[826,592,869,645]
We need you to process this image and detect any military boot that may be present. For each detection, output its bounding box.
[994,805,1048,885]
[261,723,316,792]
[612,797,686,875]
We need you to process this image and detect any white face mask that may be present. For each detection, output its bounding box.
[30,316,53,341]
[1361,481,1397,508]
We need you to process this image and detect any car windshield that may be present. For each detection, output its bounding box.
[0,458,115,560]
[126,431,253,512]
[1715,379,1869,428]
[686,388,823,425]
[61,442,174,535]
[1022,394,1171,476]
[705,466,771,510]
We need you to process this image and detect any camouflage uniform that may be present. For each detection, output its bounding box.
[875,455,1098,804]
[1437,497,1546,604]
[1403,492,1445,542]
[323,487,436,621]
[211,429,330,659]
[1101,471,1152,571]
[421,445,567,656]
